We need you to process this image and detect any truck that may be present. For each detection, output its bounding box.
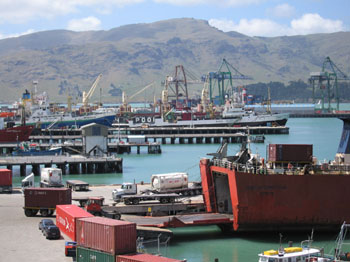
[112,172,202,202]
[0,169,12,193]
[22,173,35,191]
[72,196,121,219]
[23,188,72,217]
[40,167,64,188]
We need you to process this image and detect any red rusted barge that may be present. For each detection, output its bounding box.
[200,118,350,232]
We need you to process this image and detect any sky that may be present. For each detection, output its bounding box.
[0,0,349,39]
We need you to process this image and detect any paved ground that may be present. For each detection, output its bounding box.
[0,184,203,262]
[0,184,130,262]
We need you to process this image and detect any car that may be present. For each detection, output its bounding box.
[65,241,77,257]
[43,225,60,240]
[38,219,55,232]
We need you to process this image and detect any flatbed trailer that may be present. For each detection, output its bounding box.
[122,193,179,205]
[66,180,89,191]
[103,202,204,216]
[72,196,103,207]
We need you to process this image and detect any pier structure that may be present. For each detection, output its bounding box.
[0,125,288,155]
[0,155,122,176]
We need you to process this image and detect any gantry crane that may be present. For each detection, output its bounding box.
[164,65,201,109]
[309,57,350,112]
[202,59,253,106]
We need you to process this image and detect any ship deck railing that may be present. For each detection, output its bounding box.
[212,159,350,175]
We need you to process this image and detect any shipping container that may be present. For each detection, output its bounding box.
[56,205,94,241]
[0,169,12,193]
[23,188,71,217]
[268,144,313,163]
[24,188,71,208]
[76,246,115,262]
[117,253,186,262]
[76,217,136,255]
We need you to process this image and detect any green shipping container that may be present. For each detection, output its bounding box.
[77,246,115,262]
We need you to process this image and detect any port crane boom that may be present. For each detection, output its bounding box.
[82,74,102,107]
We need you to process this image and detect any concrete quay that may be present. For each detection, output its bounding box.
[0,184,203,262]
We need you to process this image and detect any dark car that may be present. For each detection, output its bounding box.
[65,241,77,257]
[43,225,60,240]
[38,219,55,232]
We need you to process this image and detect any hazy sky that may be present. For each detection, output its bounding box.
[0,0,349,39]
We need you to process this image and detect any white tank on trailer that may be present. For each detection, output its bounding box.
[151,172,188,191]
[40,167,63,187]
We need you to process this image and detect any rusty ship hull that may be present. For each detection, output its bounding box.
[200,117,350,232]
[200,159,350,231]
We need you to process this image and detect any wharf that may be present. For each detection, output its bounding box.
[0,141,161,155]
[110,125,289,136]
[0,155,122,176]
[26,125,282,146]
[290,113,350,118]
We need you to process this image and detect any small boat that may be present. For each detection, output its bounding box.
[12,142,62,156]
[258,234,330,262]
[259,223,350,262]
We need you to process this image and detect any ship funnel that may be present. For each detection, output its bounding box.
[335,118,350,164]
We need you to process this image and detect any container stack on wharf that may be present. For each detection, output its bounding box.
[199,117,350,232]
[74,216,185,262]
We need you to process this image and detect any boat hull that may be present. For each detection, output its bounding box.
[0,125,34,143]
[12,147,62,156]
[200,158,350,232]
[26,114,116,129]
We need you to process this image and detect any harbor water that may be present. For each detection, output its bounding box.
[12,117,343,186]
[11,117,346,261]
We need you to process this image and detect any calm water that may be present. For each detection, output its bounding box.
[12,117,344,186]
[10,117,346,261]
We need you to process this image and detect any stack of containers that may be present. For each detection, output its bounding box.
[76,217,137,262]
[56,205,94,241]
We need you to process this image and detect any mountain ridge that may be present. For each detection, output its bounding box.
[0,18,349,102]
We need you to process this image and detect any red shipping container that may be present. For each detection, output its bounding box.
[24,188,71,208]
[117,253,186,262]
[0,169,12,186]
[268,144,313,162]
[76,216,136,255]
[56,204,93,241]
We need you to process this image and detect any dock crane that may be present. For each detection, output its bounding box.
[82,74,102,109]
[164,65,201,109]
[202,59,253,106]
[120,82,155,114]
[309,57,350,112]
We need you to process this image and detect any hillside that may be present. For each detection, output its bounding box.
[0,18,349,103]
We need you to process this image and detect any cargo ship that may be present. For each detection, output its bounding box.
[0,117,34,143]
[200,118,350,232]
